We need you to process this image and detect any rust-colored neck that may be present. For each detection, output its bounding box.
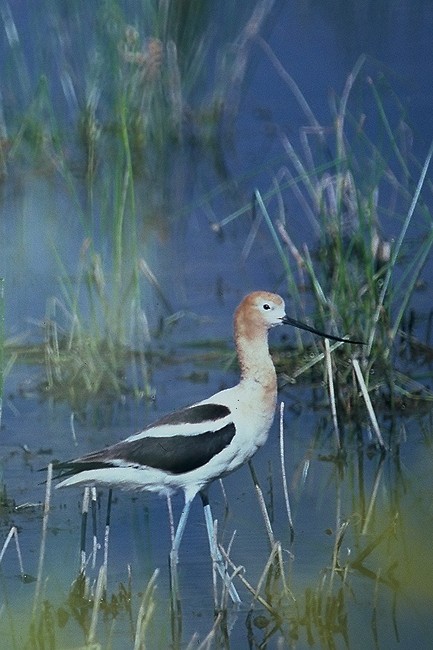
[234,302,277,395]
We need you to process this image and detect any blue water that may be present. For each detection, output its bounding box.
[1,1,433,647]
[3,362,433,647]
[2,1,433,335]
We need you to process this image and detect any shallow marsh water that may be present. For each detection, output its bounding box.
[2,351,433,648]
[1,1,433,648]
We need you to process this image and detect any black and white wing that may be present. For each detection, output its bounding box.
[54,402,236,480]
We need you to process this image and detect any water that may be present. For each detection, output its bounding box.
[2,368,433,647]
[1,1,433,648]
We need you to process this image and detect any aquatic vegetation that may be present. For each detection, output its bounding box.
[2,399,431,648]
[2,6,433,417]
[1,2,433,648]
[0,0,272,181]
[216,53,433,416]
[41,243,156,408]
[0,0,277,404]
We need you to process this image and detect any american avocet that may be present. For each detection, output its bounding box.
[53,291,361,601]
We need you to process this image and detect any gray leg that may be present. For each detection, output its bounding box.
[169,496,193,570]
[172,498,192,554]
[168,495,194,612]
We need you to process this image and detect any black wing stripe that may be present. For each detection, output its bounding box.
[149,403,230,427]
[53,460,113,479]
[54,423,236,477]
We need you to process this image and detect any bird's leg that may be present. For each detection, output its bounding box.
[168,496,193,599]
[248,460,275,547]
[200,491,241,604]
[79,487,90,574]
[170,497,193,564]
[103,488,113,571]
[166,494,175,546]
[90,487,98,569]
[168,496,193,632]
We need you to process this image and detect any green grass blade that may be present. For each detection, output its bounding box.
[367,137,433,355]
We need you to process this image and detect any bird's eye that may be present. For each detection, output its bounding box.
[263,303,271,311]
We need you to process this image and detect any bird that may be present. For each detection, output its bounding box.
[53,291,362,602]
